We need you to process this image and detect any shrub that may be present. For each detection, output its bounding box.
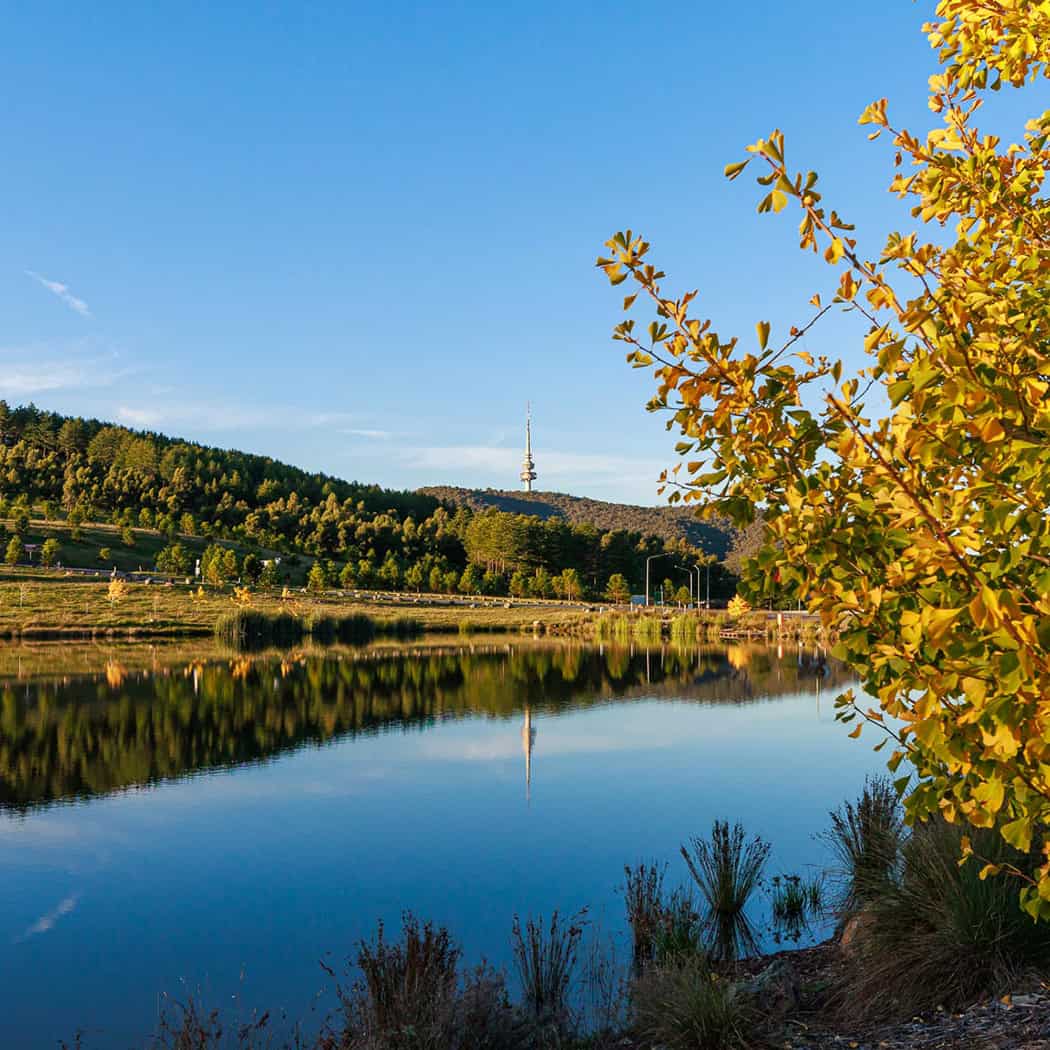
[336,914,524,1050]
[99,546,111,562]
[822,776,904,914]
[624,862,667,967]
[725,595,751,618]
[681,822,770,964]
[841,819,1050,1020]
[631,956,751,1050]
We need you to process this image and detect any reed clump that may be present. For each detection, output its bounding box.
[594,613,631,642]
[821,775,904,912]
[670,614,700,645]
[510,910,586,1034]
[632,615,663,645]
[681,821,770,964]
[214,609,304,649]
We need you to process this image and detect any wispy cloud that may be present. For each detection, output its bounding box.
[343,428,391,440]
[25,271,91,318]
[14,894,79,943]
[114,401,390,436]
[402,445,664,485]
[116,405,161,427]
[0,343,132,397]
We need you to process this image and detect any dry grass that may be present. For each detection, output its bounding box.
[839,819,1050,1021]
[630,956,752,1050]
[0,570,593,639]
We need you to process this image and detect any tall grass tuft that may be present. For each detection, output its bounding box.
[670,615,699,646]
[822,775,904,913]
[214,609,304,650]
[594,614,631,643]
[631,956,752,1050]
[681,821,770,964]
[840,819,1050,1019]
[632,616,663,645]
[510,910,586,1032]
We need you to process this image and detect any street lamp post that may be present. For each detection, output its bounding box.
[645,553,667,607]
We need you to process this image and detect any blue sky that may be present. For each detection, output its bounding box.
[0,3,1033,503]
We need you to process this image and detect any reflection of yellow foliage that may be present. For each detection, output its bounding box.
[191,586,206,602]
[233,586,253,607]
[726,645,752,671]
[230,657,253,680]
[107,579,128,605]
[727,595,752,618]
[105,660,127,688]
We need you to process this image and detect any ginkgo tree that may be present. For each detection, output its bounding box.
[598,0,1050,917]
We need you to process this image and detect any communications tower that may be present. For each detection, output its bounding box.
[520,404,537,492]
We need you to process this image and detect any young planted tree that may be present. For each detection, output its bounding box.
[605,572,631,604]
[5,536,21,566]
[40,538,60,567]
[599,2,1050,915]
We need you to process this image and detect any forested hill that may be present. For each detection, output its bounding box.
[0,403,738,600]
[419,486,733,558]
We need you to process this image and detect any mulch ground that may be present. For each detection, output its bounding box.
[742,941,1050,1050]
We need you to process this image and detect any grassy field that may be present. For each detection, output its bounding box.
[0,567,596,638]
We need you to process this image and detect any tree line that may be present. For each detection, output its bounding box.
[0,403,737,600]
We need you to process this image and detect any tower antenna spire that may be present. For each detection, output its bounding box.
[519,402,537,493]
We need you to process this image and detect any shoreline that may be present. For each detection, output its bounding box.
[0,568,824,643]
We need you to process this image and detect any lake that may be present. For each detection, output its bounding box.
[0,638,884,1048]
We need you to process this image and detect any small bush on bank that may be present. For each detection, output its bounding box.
[841,819,1050,1020]
[631,956,752,1050]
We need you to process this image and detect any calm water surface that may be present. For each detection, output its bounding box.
[0,639,883,1048]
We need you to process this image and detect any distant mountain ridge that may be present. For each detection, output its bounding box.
[418,486,733,557]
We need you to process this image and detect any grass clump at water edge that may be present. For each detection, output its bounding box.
[681,821,770,964]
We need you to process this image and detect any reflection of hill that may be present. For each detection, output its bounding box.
[0,643,851,812]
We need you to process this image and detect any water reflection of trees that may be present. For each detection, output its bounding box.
[0,643,851,811]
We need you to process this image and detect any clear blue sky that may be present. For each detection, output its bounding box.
[0,3,1032,503]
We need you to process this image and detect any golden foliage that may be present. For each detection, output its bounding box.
[600,1,1050,915]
